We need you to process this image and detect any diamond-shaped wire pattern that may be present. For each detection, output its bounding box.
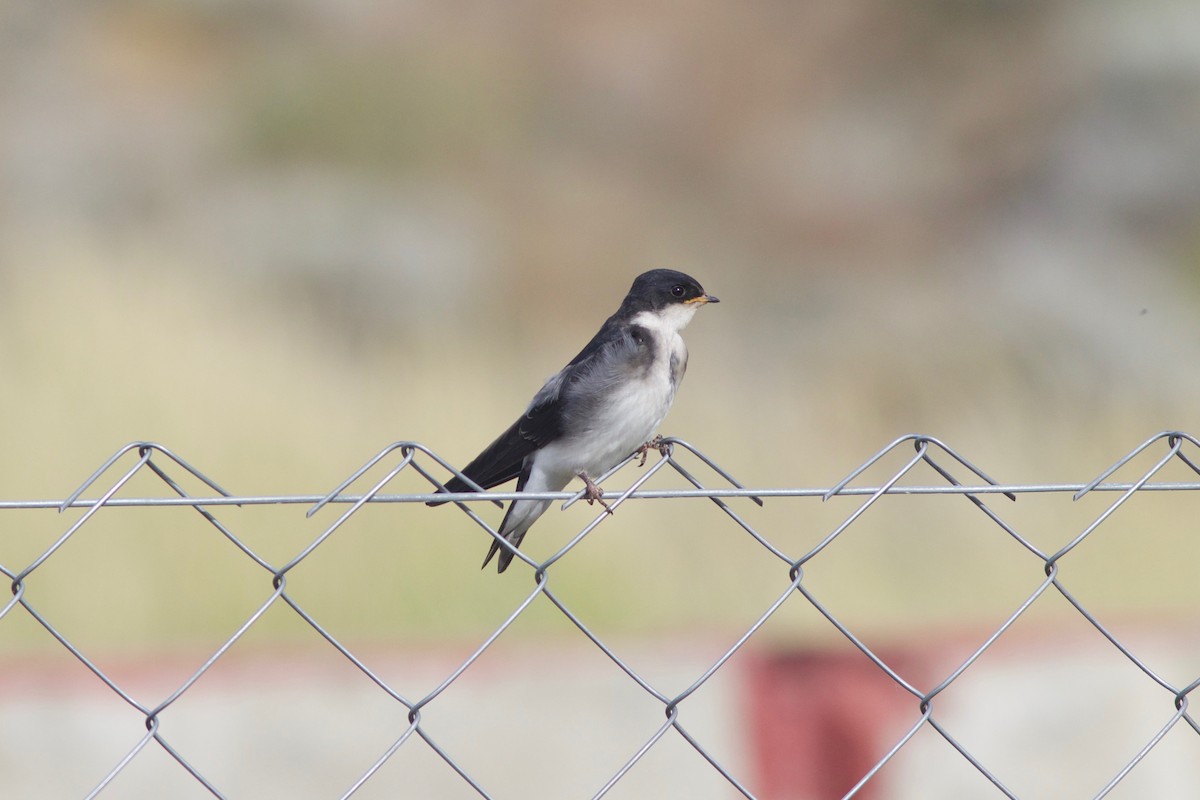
[3,433,1200,798]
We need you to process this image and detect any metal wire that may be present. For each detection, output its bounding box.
[2,431,1199,798]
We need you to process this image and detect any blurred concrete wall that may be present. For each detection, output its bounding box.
[4,629,1197,798]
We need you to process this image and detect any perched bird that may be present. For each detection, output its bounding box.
[430,269,719,572]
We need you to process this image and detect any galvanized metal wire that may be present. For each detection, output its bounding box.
[3,431,1199,798]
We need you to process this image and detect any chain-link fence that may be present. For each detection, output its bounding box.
[3,432,1199,799]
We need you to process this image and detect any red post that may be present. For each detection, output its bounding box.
[746,649,913,799]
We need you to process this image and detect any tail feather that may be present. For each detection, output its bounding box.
[438,461,554,574]
[481,538,502,571]
[481,533,521,573]
[482,497,529,573]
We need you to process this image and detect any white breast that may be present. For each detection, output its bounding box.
[536,307,694,483]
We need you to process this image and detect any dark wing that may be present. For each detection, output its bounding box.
[432,317,623,498]
[442,393,562,492]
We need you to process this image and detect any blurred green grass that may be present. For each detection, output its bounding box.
[3,260,1199,657]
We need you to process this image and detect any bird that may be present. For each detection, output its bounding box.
[429,269,720,572]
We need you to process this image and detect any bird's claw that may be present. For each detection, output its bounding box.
[578,472,614,515]
[635,435,670,467]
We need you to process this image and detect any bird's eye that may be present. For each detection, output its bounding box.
[671,285,686,297]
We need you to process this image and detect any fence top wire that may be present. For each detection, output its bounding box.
[4,479,1200,510]
[3,429,1200,800]
[5,430,1199,510]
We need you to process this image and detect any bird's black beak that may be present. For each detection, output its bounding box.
[687,293,719,305]
[703,293,720,304]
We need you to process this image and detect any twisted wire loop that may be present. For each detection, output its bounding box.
[2,432,1199,798]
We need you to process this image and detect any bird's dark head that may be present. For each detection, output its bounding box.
[621,269,719,315]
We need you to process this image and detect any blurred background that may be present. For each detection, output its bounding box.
[3,0,1200,797]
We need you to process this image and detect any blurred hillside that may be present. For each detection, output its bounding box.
[3,0,1200,642]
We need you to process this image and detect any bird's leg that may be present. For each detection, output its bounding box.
[577,471,614,515]
[635,435,669,467]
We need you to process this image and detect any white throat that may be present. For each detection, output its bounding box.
[630,303,699,335]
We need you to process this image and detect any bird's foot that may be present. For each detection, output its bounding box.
[577,471,613,515]
[635,435,670,467]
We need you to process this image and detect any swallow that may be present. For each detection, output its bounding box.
[430,269,719,572]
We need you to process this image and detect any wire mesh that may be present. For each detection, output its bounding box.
[3,432,1199,798]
